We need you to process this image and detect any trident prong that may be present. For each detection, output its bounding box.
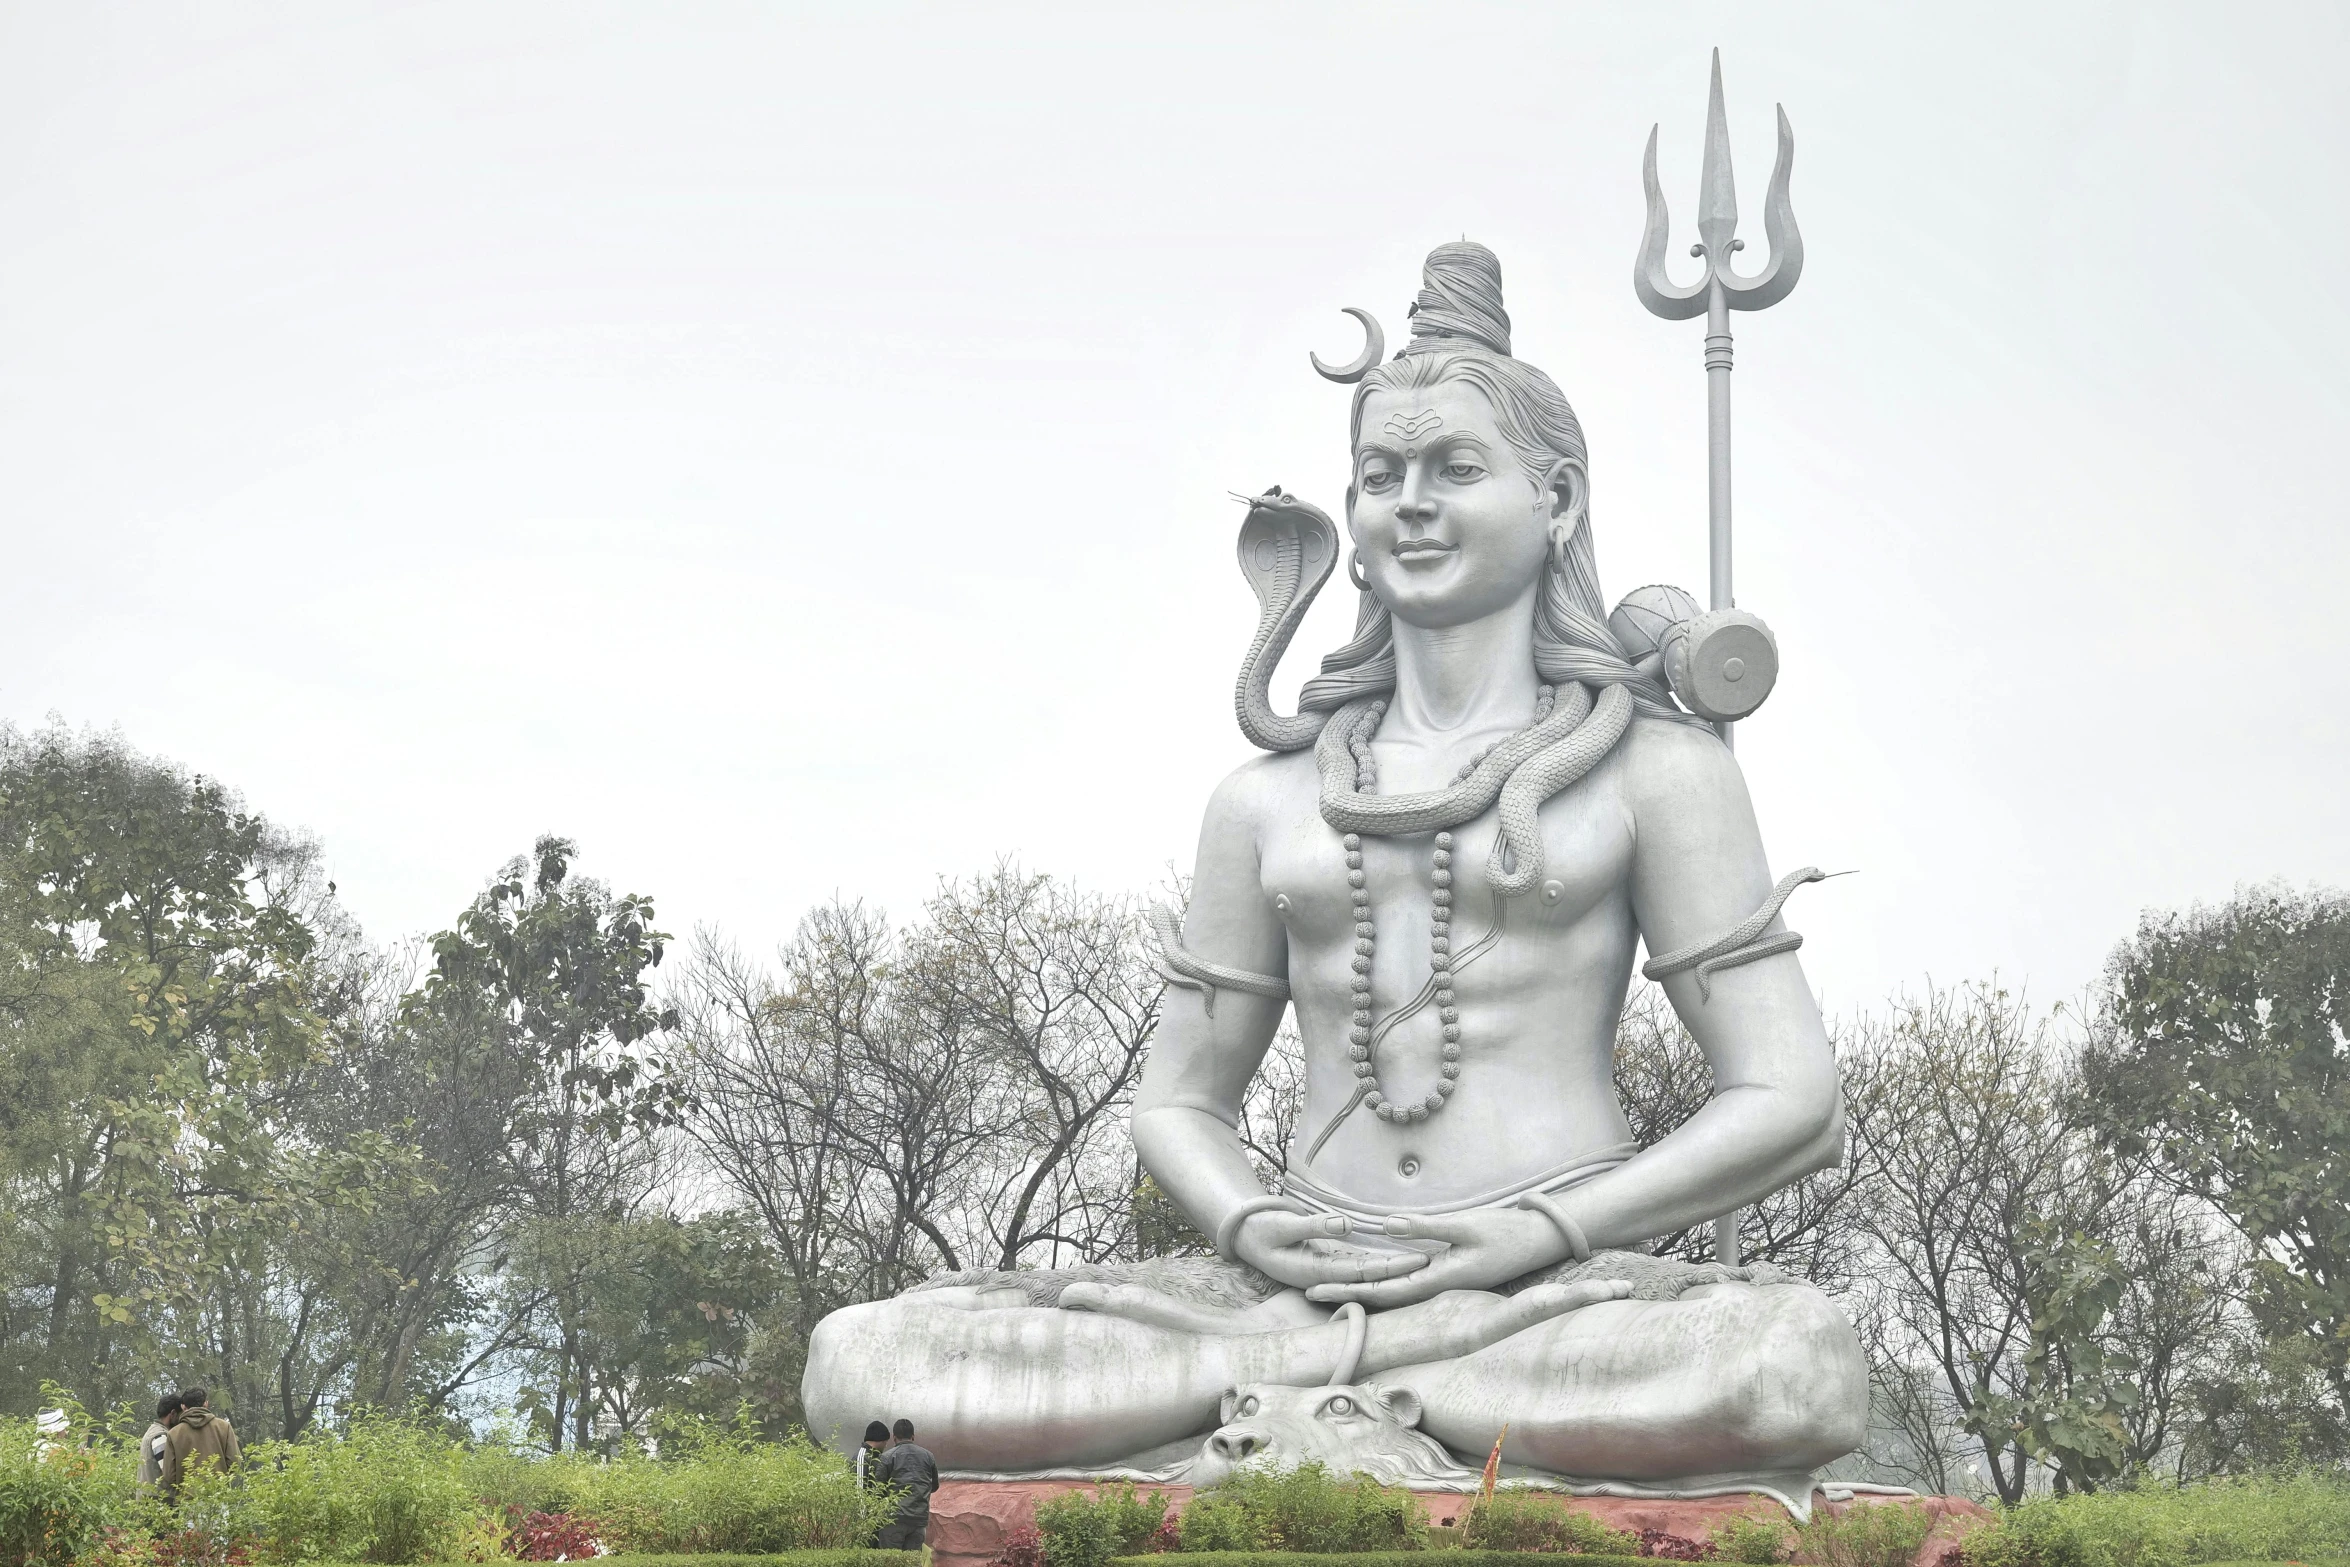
[1635,49,1804,320]
[1631,46,1806,722]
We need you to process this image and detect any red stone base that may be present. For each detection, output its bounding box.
[924,1479,1991,1567]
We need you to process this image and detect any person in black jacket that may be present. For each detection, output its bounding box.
[871,1420,937,1550]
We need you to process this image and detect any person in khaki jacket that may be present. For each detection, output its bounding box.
[161,1387,240,1496]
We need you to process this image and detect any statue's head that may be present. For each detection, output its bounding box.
[1301,243,1680,721]
[1346,243,1584,632]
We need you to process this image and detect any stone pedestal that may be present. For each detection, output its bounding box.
[922,1479,1992,1567]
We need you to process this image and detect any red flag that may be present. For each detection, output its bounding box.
[1480,1424,1509,1498]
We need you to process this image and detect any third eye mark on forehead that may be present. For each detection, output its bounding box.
[1382,410,1445,442]
[1357,429,1491,468]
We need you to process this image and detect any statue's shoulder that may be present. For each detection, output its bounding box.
[1199,747,1320,839]
[1606,712,1750,822]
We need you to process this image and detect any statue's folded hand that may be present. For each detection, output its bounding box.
[1235,1210,1433,1291]
[1306,1208,1564,1308]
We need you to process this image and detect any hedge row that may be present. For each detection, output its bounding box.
[1114,1556,1656,1567]
[594,1556,919,1567]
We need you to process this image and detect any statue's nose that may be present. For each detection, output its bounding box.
[1209,1428,1266,1461]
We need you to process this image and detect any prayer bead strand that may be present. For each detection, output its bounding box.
[1346,687,1555,1124]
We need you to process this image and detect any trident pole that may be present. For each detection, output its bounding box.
[1634,49,1806,1266]
[1707,275,1734,687]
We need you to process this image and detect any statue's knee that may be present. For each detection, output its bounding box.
[801,1300,898,1424]
[805,1299,874,1368]
[1709,1287,1868,1463]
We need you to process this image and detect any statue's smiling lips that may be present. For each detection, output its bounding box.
[1392,539,1458,559]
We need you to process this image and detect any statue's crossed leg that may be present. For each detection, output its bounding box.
[800,1253,1866,1481]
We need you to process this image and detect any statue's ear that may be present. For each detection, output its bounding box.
[1373,1385,1424,1430]
[1219,1387,1243,1425]
[1542,458,1589,528]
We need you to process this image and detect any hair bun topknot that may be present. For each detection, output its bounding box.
[1404,241,1511,358]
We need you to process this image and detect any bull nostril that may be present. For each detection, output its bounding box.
[1210,1432,1262,1460]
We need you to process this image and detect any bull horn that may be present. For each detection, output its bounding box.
[1310,307,1386,383]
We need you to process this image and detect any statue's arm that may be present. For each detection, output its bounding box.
[1574,719,1843,1248]
[1131,764,1293,1241]
[1133,764,1431,1292]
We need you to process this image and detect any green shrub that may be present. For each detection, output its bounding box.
[456,1441,598,1522]
[592,1555,919,1567]
[1712,1512,1795,1565]
[564,1432,888,1554]
[175,1414,492,1565]
[1181,1464,1424,1555]
[1123,1555,1651,1567]
[1457,1487,1639,1555]
[1961,1474,2350,1567]
[0,1415,131,1567]
[1035,1495,1118,1567]
[1176,1496,1264,1555]
[1035,1487,1170,1567]
[1795,1501,1934,1567]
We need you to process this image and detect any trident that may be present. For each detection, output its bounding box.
[1635,51,1804,1272]
[1635,49,1804,754]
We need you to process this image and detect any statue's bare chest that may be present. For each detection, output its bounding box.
[1254,764,1636,966]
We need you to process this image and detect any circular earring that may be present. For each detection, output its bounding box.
[1547,528,1571,574]
[1349,551,1372,593]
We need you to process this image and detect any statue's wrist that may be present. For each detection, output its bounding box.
[1515,1192,1594,1265]
[1215,1194,1304,1264]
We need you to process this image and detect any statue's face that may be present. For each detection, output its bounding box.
[1348,382,1563,631]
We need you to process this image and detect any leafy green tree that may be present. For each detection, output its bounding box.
[0,726,406,1421]
[510,1209,779,1445]
[1964,1218,2139,1493]
[2085,886,2350,1439]
[406,836,682,1449]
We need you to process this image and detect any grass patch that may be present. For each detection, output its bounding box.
[1962,1476,2350,1567]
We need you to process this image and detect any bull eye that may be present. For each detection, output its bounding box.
[1239,1397,1258,1418]
[1325,1395,1355,1417]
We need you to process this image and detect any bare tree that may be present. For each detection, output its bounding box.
[907,865,1161,1270]
[678,904,1011,1337]
[681,864,1165,1331]
[1838,982,2141,1502]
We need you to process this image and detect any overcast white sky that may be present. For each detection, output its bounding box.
[2,3,2344,1014]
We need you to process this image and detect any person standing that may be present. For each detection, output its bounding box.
[871,1420,937,1551]
[161,1387,240,1497]
[137,1395,182,1489]
[855,1421,890,1488]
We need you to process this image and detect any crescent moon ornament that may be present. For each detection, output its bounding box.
[1309,306,1386,383]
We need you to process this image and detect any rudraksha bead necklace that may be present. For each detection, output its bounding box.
[1343,685,1557,1123]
